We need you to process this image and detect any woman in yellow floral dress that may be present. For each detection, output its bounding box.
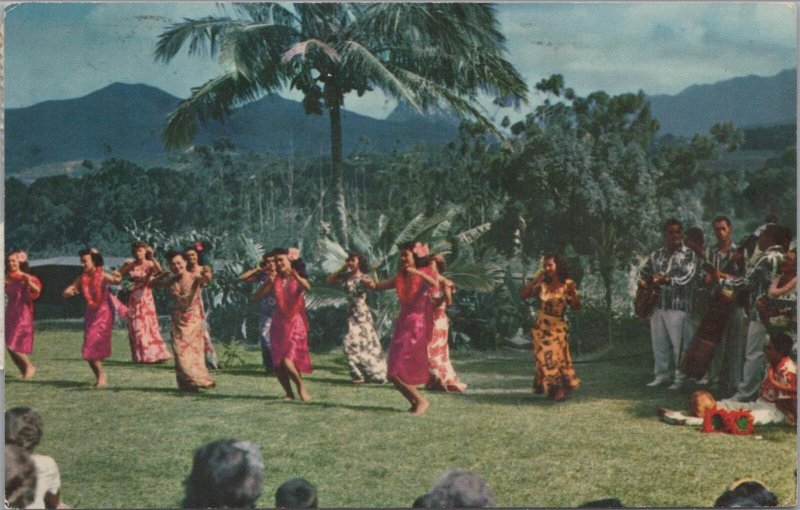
[520,253,581,402]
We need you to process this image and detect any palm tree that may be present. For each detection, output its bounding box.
[154,3,528,248]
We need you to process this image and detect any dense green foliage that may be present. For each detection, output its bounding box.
[6,329,796,508]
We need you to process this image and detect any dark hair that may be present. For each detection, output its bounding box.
[184,243,207,267]
[131,241,150,257]
[182,439,264,509]
[5,444,37,509]
[5,252,30,273]
[712,215,732,228]
[275,477,318,508]
[663,218,682,232]
[347,252,369,273]
[5,407,43,452]
[761,225,792,251]
[398,241,431,269]
[167,250,188,265]
[291,258,309,279]
[714,479,778,507]
[769,333,794,357]
[423,470,494,508]
[412,494,431,508]
[78,248,104,267]
[543,252,570,283]
[273,247,289,256]
[765,214,778,224]
[432,254,447,274]
[579,498,624,508]
[685,227,704,247]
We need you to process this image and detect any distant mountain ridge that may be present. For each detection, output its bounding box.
[648,69,796,137]
[5,69,796,175]
[5,83,459,175]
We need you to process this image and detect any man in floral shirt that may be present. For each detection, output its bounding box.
[639,218,698,389]
[718,224,789,402]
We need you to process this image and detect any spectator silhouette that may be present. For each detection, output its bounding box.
[275,477,318,508]
[182,439,264,508]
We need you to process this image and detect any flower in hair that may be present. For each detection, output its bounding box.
[15,251,28,263]
[412,242,429,258]
[194,242,204,252]
[288,247,300,261]
[90,248,99,254]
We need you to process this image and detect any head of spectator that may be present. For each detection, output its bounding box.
[5,407,43,453]
[421,470,495,508]
[713,478,778,507]
[712,216,733,245]
[5,444,37,509]
[275,477,318,508]
[578,497,624,508]
[182,439,264,509]
[759,224,791,252]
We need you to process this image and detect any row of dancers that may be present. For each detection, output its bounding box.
[5,241,477,413]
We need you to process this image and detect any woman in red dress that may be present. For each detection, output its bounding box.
[371,241,438,414]
[115,242,172,364]
[5,251,42,379]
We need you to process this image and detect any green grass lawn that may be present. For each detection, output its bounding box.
[6,325,797,508]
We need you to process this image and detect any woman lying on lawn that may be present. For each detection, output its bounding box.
[659,333,796,427]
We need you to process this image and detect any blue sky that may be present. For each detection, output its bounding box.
[5,2,797,119]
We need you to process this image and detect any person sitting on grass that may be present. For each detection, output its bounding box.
[5,407,69,509]
[416,469,495,508]
[713,478,778,507]
[182,439,264,508]
[659,333,796,427]
[275,477,318,508]
[5,444,37,509]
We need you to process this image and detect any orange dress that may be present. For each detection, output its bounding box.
[531,281,580,395]
[426,281,466,392]
[170,277,215,391]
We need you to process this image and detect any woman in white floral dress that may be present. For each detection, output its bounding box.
[327,253,387,384]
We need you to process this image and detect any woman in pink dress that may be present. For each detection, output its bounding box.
[426,254,467,393]
[372,241,438,414]
[5,251,42,379]
[115,242,172,364]
[62,248,124,387]
[267,247,313,401]
[152,251,215,392]
[184,243,219,369]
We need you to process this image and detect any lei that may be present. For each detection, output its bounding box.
[81,269,105,310]
[395,270,422,305]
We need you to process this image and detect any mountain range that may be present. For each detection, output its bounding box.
[5,69,795,176]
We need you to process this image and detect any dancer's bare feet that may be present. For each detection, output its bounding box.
[282,394,295,401]
[352,378,365,384]
[22,365,36,379]
[411,399,430,415]
[298,387,312,402]
[93,374,108,388]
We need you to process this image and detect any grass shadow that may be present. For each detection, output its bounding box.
[6,379,90,390]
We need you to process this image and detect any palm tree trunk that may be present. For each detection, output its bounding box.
[328,96,349,248]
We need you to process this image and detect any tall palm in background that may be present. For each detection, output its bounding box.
[154,3,528,247]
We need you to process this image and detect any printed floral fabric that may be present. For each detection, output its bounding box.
[170,278,215,391]
[5,273,41,354]
[126,261,172,363]
[723,246,784,321]
[531,281,580,395]
[258,273,277,371]
[341,274,387,382]
[81,271,114,361]
[270,275,312,373]
[761,356,797,403]
[426,282,466,392]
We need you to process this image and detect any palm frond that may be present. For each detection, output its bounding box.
[347,218,374,262]
[412,205,463,242]
[231,3,298,25]
[445,259,505,292]
[281,38,340,64]
[390,212,426,249]
[315,235,349,274]
[219,24,299,79]
[163,71,267,149]
[154,17,240,63]
[305,285,347,311]
[456,222,492,246]
[237,234,264,266]
[338,40,420,110]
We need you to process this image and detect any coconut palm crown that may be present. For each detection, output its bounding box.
[154,3,528,247]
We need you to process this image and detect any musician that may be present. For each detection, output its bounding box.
[701,216,746,394]
[716,224,789,402]
[638,219,698,389]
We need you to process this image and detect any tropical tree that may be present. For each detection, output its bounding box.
[154,2,528,247]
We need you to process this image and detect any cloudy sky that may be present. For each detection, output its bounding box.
[5,2,797,119]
